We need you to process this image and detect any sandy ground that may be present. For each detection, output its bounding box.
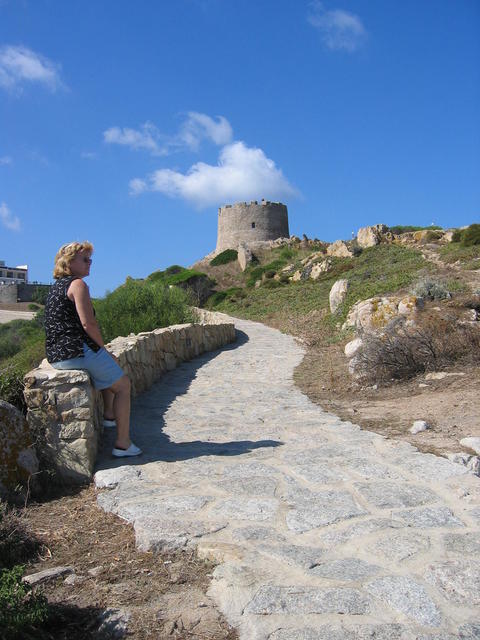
[295,344,480,458]
[0,308,36,323]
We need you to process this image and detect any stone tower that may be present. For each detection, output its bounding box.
[216,200,289,252]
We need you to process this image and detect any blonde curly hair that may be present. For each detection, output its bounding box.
[53,241,94,279]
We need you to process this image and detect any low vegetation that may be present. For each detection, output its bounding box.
[352,311,480,385]
[95,277,197,344]
[0,503,48,639]
[389,225,442,234]
[0,314,45,411]
[208,244,429,343]
[210,249,238,266]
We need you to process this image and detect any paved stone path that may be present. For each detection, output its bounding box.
[95,316,480,639]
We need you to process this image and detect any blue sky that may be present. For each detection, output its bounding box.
[1,0,479,297]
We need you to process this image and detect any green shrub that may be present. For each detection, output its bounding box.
[262,279,282,289]
[31,286,49,306]
[0,565,48,636]
[263,270,276,280]
[0,368,26,412]
[412,278,451,300]
[461,223,480,247]
[206,291,228,307]
[278,246,296,260]
[164,265,184,276]
[0,336,21,361]
[210,249,238,266]
[451,229,463,243]
[390,225,442,234]
[27,304,40,312]
[95,279,195,343]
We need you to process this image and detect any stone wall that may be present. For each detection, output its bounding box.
[216,200,289,252]
[0,283,18,303]
[23,316,236,483]
[0,282,51,303]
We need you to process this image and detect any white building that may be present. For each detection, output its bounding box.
[0,260,28,284]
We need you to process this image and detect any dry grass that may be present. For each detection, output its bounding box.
[352,310,480,385]
[7,487,237,640]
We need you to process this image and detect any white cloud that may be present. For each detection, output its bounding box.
[0,45,62,92]
[104,112,233,156]
[0,202,21,231]
[129,141,297,208]
[103,122,168,156]
[179,112,233,150]
[0,156,12,165]
[308,2,367,52]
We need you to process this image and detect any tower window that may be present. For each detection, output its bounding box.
[251,222,256,229]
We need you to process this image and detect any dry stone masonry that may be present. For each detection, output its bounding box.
[216,200,289,252]
[94,315,480,640]
[23,313,235,482]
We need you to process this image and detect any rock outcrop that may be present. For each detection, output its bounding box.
[237,242,254,271]
[343,295,424,332]
[329,279,349,313]
[357,224,388,248]
[0,400,39,498]
[327,240,354,258]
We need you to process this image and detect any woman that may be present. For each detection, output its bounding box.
[44,241,141,457]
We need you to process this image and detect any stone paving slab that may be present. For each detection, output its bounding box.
[95,315,480,639]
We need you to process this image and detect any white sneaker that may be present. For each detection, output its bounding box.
[103,419,116,428]
[112,443,142,457]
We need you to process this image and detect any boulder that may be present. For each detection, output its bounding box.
[398,295,424,315]
[357,224,388,248]
[0,400,39,498]
[460,437,480,456]
[326,240,354,258]
[237,243,253,271]
[329,279,349,313]
[310,259,333,280]
[301,251,327,267]
[410,420,430,434]
[343,295,423,332]
[344,338,363,359]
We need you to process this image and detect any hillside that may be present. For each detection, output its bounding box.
[196,225,480,462]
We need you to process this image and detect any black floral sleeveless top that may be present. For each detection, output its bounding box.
[44,276,100,363]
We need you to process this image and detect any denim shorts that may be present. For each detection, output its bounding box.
[51,343,124,390]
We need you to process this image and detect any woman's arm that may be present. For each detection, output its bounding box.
[67,279,105,348]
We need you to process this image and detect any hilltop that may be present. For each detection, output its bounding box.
[193,223,480,464]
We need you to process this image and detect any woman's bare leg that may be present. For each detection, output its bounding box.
[108,375,132,449]
[101,388,115,420]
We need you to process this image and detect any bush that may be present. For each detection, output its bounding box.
[451,229,463,243]
[352,312,480,385]
[95,279,195,344]
[0,565,48,636]
[206,291,228,307]
[0,336,21,361]
[0,368,26,412]
[412,278,451,300]
[27,304,40,312]
[31,286,49,306]
[461,223,480,247]
[210,249,238,266]
[390,225,442,234]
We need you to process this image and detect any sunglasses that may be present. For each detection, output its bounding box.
[82,257,92,264]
